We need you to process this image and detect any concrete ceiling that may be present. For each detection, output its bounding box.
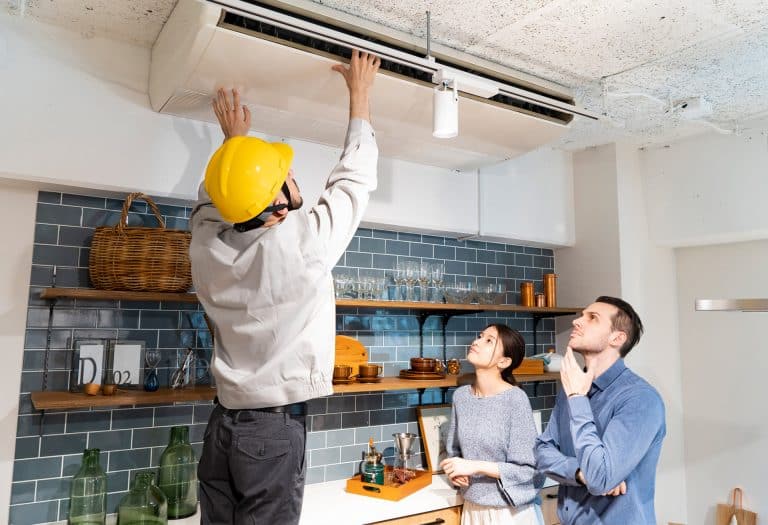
[8,0,768,150]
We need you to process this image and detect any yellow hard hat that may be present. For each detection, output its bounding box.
[205,137,294,224]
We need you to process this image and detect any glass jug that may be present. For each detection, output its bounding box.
[157,426,198,518]
[68,448,106,525]
[117,471,167,524]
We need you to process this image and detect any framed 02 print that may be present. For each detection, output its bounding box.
[107,340,146,389]
[69,340,107,392]
[417,404,452,473]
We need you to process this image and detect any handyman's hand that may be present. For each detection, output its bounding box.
[603,481,627,496]
[332,49,380,121]
[212,88,252,141]
[560,346,594,397]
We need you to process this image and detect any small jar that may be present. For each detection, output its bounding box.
[520,282,534,307]
[535,293,546,307]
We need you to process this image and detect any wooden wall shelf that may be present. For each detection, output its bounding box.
[40,288,198,303]
[39,288,582,316]
[30,373,559,410]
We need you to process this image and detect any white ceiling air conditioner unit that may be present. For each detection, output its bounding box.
[149,0,597,170]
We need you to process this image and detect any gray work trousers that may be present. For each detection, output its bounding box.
[198,403,307,525]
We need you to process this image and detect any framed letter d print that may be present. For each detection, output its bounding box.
[70,340,107,392]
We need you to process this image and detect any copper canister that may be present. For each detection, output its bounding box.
[544,273,557,307]
[535,293,546,307]
[520,281,534,307]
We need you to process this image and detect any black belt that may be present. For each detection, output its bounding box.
[215,397,307,418]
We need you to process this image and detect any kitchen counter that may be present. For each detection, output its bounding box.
[299,473,462,525]
[53,474,461,525]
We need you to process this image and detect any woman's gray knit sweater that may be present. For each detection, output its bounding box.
[446,385,543,507]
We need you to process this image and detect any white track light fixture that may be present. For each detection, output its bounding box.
[433,80,459,138]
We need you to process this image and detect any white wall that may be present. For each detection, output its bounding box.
[615,145,687,524]
[644,117,768,247]
[0,180,38,524]
[676,240,768,523]
[555,143,688,524]
[479,147,575,247]
[555,145,622,311]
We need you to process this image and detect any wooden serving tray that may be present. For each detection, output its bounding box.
[346,467,432,501]
[516,358,545,375]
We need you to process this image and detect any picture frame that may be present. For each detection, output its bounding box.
[106,340,146,389]
[69,339,107,392]
[417,404,453,473]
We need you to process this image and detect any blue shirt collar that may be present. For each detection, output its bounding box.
[591,358,626,393]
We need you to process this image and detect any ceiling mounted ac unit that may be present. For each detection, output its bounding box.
[150,0,597,170]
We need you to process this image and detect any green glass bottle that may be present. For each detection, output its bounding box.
[68,448,107,525]
[157,425,198,519]
[117,471,168,525]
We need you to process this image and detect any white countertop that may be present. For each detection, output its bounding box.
[300,474,462,525]
[62,474,461,525]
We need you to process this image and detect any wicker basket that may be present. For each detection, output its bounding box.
[89,193,192,293]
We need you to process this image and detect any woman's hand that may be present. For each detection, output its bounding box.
[450,475,470,487]
[440,457,476,479]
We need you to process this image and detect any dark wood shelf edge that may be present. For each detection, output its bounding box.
[40,288,198,303]
[39,288,581,315]
[30,374,559,410]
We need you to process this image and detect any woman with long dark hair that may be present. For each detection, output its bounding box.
[440,323,543,525]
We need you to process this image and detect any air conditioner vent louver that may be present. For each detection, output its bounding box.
[222,11,572,124]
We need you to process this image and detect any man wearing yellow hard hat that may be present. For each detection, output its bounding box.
[189,50,381,525]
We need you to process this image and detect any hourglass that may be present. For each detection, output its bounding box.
[143,349,161,392]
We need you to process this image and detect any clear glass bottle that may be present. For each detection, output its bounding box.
[68,448,107,525]
[157,426,198,518]
[117,471,168,525]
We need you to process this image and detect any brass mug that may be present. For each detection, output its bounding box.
[358,364,383,377]
[333,364,352,379]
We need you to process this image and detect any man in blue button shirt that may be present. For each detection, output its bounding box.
[535,296,666,525]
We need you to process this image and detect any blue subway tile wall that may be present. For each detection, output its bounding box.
[12,191,559,524]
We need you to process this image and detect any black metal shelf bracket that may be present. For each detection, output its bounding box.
[532,315,542,353]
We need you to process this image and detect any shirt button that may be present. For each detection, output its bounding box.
[565,506,569,511]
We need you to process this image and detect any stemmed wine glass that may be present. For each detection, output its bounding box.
[394,261,407,301]
[430,263,444,303]
[418,262,431,302]
[404,261,418,302]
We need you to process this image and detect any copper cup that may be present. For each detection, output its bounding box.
[358,364,383,378]
[520,281,535,307]
[333,365,352,380]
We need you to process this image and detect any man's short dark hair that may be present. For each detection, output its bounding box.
[595,296,644,357]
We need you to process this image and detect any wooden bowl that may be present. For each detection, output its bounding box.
[83,383,100,396]
[410,357,437,372]
[101,384,117,396]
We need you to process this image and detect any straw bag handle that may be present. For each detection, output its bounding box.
[116,192,166,232]
[731,487,743,510]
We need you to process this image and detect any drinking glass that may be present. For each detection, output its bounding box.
[393,262,407,301]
